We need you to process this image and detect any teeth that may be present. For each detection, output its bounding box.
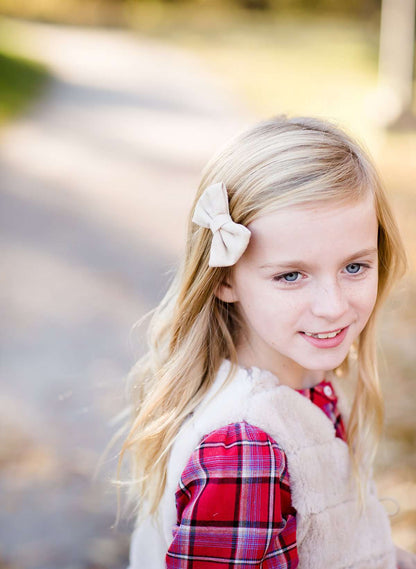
[304,329,342,339]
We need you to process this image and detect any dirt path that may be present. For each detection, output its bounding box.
[0,18,251,568]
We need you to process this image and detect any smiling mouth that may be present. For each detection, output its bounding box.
[303,328,344,339]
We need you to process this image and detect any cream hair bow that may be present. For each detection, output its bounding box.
[192,182,251,267]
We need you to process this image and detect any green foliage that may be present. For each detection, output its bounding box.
[0,49,49,123]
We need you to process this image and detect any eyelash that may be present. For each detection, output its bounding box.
[273,263,371,285]
[273,271,302,284]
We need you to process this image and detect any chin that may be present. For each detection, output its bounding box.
[300,351,350,372]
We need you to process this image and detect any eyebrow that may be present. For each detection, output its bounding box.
[258,247,378,270]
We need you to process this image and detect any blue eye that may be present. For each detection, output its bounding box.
[346,263,361,274]
[281,272,300,282]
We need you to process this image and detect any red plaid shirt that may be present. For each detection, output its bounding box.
[166,380,346,568]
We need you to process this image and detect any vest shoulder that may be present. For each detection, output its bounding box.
[192,363,337,451]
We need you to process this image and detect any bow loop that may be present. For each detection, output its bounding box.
[192,182,251,267]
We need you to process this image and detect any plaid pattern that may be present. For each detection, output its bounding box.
[166,380,346,568]
[297,380,346,441]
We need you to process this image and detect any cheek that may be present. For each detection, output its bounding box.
[238,289,298,331]
[352,276,378,318]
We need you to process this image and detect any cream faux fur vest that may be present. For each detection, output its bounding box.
[128,360,396,569]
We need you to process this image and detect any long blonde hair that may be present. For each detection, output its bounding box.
[118,115,406,519]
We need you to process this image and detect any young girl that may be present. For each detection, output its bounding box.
[120,116,415,568]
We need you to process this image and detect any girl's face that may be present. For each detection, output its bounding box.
[218,193,379,389]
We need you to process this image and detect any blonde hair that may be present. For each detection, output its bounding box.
[118,115,406,519]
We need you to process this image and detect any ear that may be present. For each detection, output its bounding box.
[214,279,239,303]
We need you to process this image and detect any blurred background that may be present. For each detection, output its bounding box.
[0,0,415,567]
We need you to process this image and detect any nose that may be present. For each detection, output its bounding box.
[310,278,349,322]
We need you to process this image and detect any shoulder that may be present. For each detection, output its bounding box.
[180,421,289,484]
[175,421,293,529]
[169,423,297,566]
[201,421,284,448]
[166,364,295,497]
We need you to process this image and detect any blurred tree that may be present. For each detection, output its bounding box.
[376,0,416,125]
[239,0,271,9]
[230,0,382,16]
[0,0,388,23]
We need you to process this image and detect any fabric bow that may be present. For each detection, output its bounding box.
[192,182,251,267]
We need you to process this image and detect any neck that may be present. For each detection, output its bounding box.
[235,346,327,390]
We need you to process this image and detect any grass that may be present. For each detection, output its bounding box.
[0,48,49,124]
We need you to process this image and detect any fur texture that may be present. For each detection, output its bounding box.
[128,361,396,569]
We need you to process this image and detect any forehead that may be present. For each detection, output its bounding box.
[244,194,378,262]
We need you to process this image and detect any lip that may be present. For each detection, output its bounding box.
[300,326,349,349]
